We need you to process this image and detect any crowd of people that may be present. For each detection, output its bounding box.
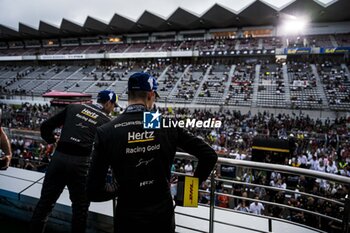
[2,102,349,232]
[164,107,348,232]
[3,104,350,171]
[0,103,52,130]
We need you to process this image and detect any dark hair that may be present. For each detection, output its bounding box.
[128,90,148,101]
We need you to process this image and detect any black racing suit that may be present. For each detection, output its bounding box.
[30,104,111,233]
[87,104,218,233]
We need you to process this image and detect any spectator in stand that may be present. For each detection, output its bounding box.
[317,159,326,173]
[274,178,287,190]
[291,157,301,167]
[184,160,194,175]
[235,200,250,213]
[24,159,35,170]
[298,153,308,168]
[315,159,329,188]
[199,182,211,204]
[249,197,265,215]
[243,169,255,184]
[326,159,338,174]
[288,198,306,224]
[254,180,267,200]
[271,191,285,218]
[217,189,230,208]
[308,156,319,170]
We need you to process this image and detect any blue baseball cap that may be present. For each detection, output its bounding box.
[97,90,118,106]
[128,72,159,97]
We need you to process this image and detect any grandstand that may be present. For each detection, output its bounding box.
[0,22,349,111]
[0,0,350,233]
[0,58,348,111]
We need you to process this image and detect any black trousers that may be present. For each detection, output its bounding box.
[30,151,91,233]
[115,197,175,233]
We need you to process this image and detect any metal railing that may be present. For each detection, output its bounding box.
[174,152,350,233]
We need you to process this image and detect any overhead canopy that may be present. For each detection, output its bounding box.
[60,18,84,36]
[42,90,92,98]
[0,0,349,40]
[200,4,238,29]
[42,91,93,106]
[313,0,350,22]
[167,8,201,30]
[84,16,109,34]
[39,21,60,37]
[18,23,40,38]
[135,11,169,32]
[238,1,279,26]
[281,0,325,21]
[109,14,135,33]
[0,25,20,39]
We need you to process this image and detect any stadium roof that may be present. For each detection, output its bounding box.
[39,21,60,37]
[60,18,84,36]
[1,0,349,40]
[84,16,109,34]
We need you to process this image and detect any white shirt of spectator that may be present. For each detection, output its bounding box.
[270,172,281,180]
[249,202,264,215]
[212,145,219,151]
[275,182,287,189]
[236,153,246,160]
[300,155,308,165]
[184,163,193,175]
[309,159,319,170]
[243,172,254,183]
[307,151,313,160]
[229,151,239,158]
[294,188,301,199]
[326,163,338,174]
[317,164,326,173]
[235,204,250,213]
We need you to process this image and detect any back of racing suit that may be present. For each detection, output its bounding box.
[30,103,111,233]
[87,104,218,233]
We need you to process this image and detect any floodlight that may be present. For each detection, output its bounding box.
[281,17,308,35]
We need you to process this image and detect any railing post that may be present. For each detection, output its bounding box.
[209,172,216,233]
[113,197,117,233]
[343,195,350,233]
[111,171,117,233]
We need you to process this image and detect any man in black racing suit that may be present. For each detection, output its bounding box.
[87,72,218,233]
[30,90,118,233]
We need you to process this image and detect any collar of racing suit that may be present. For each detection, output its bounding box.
[93,103,104,110]
[124,104,147,113]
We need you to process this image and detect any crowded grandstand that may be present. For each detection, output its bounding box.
[0,0,350,232]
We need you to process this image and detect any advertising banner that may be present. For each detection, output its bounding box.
[284,48,311,54]
[199,49,275,56]
[321,47,350,54]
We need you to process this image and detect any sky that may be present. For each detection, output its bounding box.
[0,0,336,30]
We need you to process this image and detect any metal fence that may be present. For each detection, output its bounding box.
[174,152,350,233]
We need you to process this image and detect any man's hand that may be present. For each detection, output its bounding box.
[0,155,11,170]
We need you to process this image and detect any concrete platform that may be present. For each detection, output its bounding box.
[0,167,324,233]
